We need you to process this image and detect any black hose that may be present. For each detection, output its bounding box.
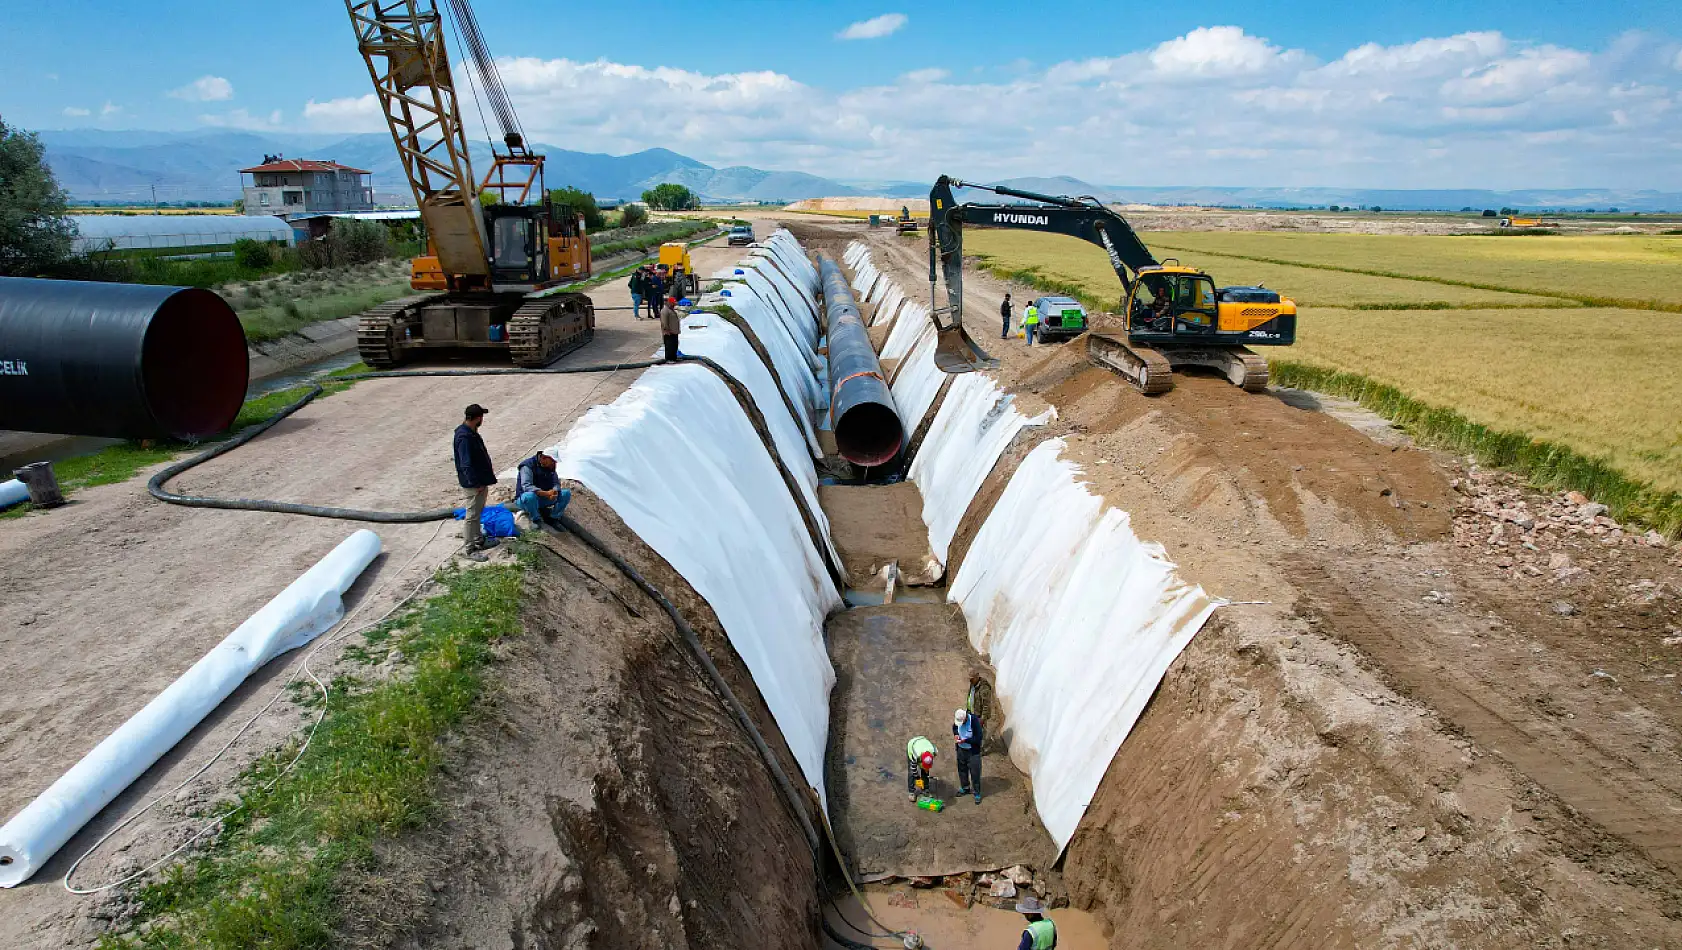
[148,355,847,593]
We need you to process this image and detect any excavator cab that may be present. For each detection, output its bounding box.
[1128,265,1219,339]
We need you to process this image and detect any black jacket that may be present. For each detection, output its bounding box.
[628,270,646,295]
[453,423,496,488]
[1000,299,1013,318]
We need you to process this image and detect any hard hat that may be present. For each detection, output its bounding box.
[919,751,934,769]
[954,709,968,727]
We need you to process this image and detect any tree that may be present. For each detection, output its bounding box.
[619,202,648,227]
[232,197,245,214]
[549,185,604,231]
[0,117,75,276]
[642,183,698,211]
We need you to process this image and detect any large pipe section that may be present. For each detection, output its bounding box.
[0,277,248,440]
[818,254,902,467]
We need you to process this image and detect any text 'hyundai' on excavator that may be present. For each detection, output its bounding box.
[344,0,595,368]
[926,175,1297,393]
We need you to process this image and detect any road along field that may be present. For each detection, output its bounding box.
[963,228,1682,508]
[791,215,1682,948]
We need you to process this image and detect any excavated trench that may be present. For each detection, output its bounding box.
[347,223,1682,949]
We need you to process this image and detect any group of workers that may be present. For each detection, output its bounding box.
[907,707,1059,947]
[451,403,571,560]
[907,707,985,805]
[998,293,1042,346]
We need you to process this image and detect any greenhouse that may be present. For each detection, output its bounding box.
[69,214,296,256]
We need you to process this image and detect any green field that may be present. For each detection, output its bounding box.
[964,228,1682,511]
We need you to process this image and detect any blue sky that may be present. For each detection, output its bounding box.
[5,1,1682,187]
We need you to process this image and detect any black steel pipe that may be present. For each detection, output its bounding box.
[0,277,248,439]
[817,254,902,467]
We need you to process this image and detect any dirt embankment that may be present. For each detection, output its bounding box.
[360,492,820,949]
[780,216,1682,948]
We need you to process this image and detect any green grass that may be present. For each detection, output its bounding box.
[591,219,714,258]
[1272,362,1682,539]
[97,550,531,950]
[233,276,416,343]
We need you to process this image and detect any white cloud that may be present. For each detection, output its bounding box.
[297,29,1682,189]
[303,94,384,132]
[837,13,906,40]
[62,106,91,117]
[1148,26,1300,77]
[100,102,122,117]
[200,108,284,130]
[45,72,58,81]
[169,75,234,102]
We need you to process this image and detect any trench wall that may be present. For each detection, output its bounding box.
[844,240,1217,850]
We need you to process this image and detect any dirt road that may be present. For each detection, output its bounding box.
[785,216,1682,947]
[0,237,741,946]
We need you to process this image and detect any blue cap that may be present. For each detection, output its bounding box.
[721,289,732,296]
[733,269,745,275]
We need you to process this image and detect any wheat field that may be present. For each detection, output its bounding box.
[963,229,1682,494]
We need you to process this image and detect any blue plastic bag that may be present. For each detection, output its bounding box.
[451,503,521,538]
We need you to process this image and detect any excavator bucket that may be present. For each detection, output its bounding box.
[933,324,999,374]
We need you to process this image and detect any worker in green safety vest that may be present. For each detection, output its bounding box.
[906,735,937,804]
[1015,896,1056,948]
[1022,302,1040,346]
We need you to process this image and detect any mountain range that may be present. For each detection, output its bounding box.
[36,130,1682,212]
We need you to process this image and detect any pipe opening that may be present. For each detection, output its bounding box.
[834,402,903,468]
[142,288,249,438]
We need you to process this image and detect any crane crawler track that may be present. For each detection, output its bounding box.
[355,294,437,368]
[508,293,595,367]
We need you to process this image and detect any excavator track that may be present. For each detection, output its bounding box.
[354,294,436,368]
[1087,331,1175,395]
[507,293,595,367]
[1162,344,1271,392]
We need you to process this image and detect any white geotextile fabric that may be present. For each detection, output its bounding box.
[761,230,819,291]
[750,250,819,326]
[555,367,841,805]
[889,326,946,434]
[0,478,28,509]
[713,285,826,426]
[873,285,904,325]
[909,372,1053,563]
[0,529,383,887]
[880,300,930,364]
[742,266,818,355]
[950,441,1216,850]
[665,312,838,564]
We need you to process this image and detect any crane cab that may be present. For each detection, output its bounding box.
[1124,262,1297,346]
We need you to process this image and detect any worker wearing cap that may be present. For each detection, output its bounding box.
[452,403,498,561]
[953,708,984,803]
[906,735,937,804]
[659,296,682,362]
[1015,897,1056,948]
[513,448,570,532]
[1023,302,1040,346]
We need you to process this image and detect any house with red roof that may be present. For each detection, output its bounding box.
[239,156,373,217]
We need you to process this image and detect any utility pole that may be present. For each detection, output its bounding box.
[151,183,158,214]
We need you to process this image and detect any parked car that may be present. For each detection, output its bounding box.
[727,224,755,246]
[1029,295,1088,341]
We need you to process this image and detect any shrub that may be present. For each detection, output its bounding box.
[332,218,389,265]
[233,238,274,270]
[619,203,648,227]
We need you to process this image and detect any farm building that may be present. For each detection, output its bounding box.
[69,214,296,256]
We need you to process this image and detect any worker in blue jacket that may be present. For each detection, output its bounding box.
[513,449,571,531]
[953,708,984,803]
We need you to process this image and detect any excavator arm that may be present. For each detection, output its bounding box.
[927,175,1158,373]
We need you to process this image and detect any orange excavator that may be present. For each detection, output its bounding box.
[927,175,1297,393]
[343,0,594,367]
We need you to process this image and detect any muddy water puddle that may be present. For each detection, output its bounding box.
[842,585,947,607]
[828,888,1107,949]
